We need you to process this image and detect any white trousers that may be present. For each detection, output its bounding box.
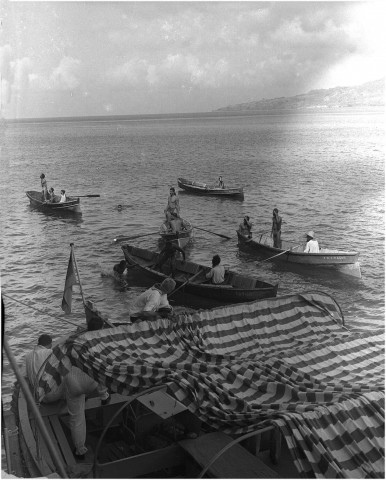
[64,366,108,455]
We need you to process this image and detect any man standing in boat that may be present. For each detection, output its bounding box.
[155,240,186,277]
[271,208,282,248]
[40,173,48,200]
[165,187,180,223]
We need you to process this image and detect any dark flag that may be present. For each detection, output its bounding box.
[61,252,78,314]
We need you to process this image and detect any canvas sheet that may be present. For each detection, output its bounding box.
[38,291,384,478]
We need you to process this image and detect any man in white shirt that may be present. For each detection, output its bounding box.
[130,278,176,320]
[304,231,320,253]
[206,254,225,284]
[25,334,65,403]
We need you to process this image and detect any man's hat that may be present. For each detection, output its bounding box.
[306,231,315,239]
[159,278,176,294]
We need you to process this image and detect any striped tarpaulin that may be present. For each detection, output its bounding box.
[39,291,384,477]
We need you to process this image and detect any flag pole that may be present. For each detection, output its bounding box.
[70,243,86,307]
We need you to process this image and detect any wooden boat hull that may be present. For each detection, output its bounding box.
[177,177,244,199]
[237,231,360,265]
[159,219,193,249]
[26,190,81,213]
[122,244,278,302]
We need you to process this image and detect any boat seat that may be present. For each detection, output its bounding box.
[131,247,157,262]
[231,275,256,289]
[179,432,278,478]
[175,260,200,275]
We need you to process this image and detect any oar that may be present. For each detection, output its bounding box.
[74,194,101,198]
[169,268,204,297]
[256,245,301,264]
[113,231,159,243]
[194,226,232,240]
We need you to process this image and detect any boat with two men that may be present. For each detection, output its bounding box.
[177,177,244,199]
[121,244,278,303]
[237,231,361,278]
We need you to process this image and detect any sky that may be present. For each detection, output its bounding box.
[0,1,385,119]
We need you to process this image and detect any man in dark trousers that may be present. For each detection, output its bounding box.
[155,241,186,277]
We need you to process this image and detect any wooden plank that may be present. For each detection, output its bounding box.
[49,415,76,467]
[96,444,187,478]
[2,410,25,477]
[18,390,53,477]
[179,432,278,478]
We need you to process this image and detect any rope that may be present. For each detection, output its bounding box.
[2,293,80,327]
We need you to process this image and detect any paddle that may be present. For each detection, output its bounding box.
[256,245,301,264]
[74,194,101,198]
[169,268,204,297]
[113,231,159,243]
[194,226,232,240]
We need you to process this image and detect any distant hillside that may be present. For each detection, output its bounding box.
[216,78,385,112]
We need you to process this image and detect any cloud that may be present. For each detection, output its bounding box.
[49,56,81,90]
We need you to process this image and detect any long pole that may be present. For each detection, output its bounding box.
[3,337,67,478]
[255,245,301,264]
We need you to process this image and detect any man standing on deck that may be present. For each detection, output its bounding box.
[25,334,65,403]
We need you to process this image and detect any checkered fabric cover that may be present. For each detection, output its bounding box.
[39,291,384,478]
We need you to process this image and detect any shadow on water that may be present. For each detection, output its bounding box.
[177,189,245,202]
[27,205,84,224]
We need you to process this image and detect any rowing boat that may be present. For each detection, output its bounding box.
[26,190,81,214]
[237,231,361,277]
[177,177,244,199]
[159,218,193,249]
[121,244,278,302]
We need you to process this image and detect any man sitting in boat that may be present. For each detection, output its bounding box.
[170,211,183,233]
[238,216,253,239]
[130,278,176,321]
[164,187,180,223]
[205,254,225,284]
[155,241,186,277]
[47,187,56,203]
[217,176,225,189]
[304,231,320,253]
[60,189,67,202]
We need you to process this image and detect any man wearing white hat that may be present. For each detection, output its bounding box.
[130,278,176,321]
[304,231,320,253]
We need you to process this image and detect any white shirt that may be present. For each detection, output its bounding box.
[25,345,52,387]
[130,286,170,315]
[60,194,66,203]
[304,239,320,253]
[206,264,225,284]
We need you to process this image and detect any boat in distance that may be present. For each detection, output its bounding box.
[159,217,193,249]
[122,244,278,302]
[177,177,244,199]
[237,231,361,277]
[26,190,81,213]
